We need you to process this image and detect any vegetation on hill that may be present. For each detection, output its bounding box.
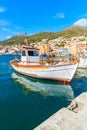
[0,35,26,46]
[0,26,87,46]
[57,26,87,38]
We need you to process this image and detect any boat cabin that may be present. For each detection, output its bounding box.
[21,46,40,63]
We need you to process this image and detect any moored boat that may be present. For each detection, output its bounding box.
[78,57,87,69]
[10,37,79,83]
[78,48,87,69]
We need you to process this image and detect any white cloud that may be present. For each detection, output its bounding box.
[73,19,87,27]
[53,13,65,19]
[0,7,6,13]
[2,27,11,32]
[0,19,9,26]
[6,36,12,39]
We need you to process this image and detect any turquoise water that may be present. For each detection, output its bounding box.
[0,55,87,130]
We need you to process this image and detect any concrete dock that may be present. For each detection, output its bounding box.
[34,92,87,130]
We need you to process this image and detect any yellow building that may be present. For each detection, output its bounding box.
[37,44,50,55]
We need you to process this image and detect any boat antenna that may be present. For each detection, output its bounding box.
[24,33,28,46]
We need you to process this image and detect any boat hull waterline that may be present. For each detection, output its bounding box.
[10,60,78,83]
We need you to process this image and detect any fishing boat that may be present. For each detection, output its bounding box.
[78,47,87,69]
[78,57,87,69]
[10,37,79,83]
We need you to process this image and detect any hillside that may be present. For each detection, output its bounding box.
[1,26,87,46]
[0,32,57,46]
[57,26,87,38]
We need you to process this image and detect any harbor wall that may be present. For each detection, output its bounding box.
[34,92,87,130]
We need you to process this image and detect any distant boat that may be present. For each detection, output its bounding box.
[78,57,87,68]
[78,48,87,69]
[10,37,79,83]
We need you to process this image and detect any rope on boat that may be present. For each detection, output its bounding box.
[70,55,79,64]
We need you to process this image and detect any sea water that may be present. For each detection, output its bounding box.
[0,55,87,130]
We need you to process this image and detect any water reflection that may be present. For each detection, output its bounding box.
[11,72,74,101]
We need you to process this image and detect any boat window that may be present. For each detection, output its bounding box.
[22,50,26,56]
[28,51,39,56]
[33,51,39,56]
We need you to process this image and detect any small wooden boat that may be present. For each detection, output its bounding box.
[10,38,79,83]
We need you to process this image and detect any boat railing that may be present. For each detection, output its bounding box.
[40,55,79,65]
[12,54,79,66]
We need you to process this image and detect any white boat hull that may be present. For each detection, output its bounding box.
[11,62,78,82]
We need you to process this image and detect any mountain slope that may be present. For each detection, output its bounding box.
[1,26,87,45]
[57,26,87,38]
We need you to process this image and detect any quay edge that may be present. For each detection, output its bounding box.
[34,92,87,130]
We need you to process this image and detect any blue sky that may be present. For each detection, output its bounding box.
[0,0,87,41]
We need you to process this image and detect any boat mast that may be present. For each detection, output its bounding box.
[25,33,28,64]
[25,33,28,46]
